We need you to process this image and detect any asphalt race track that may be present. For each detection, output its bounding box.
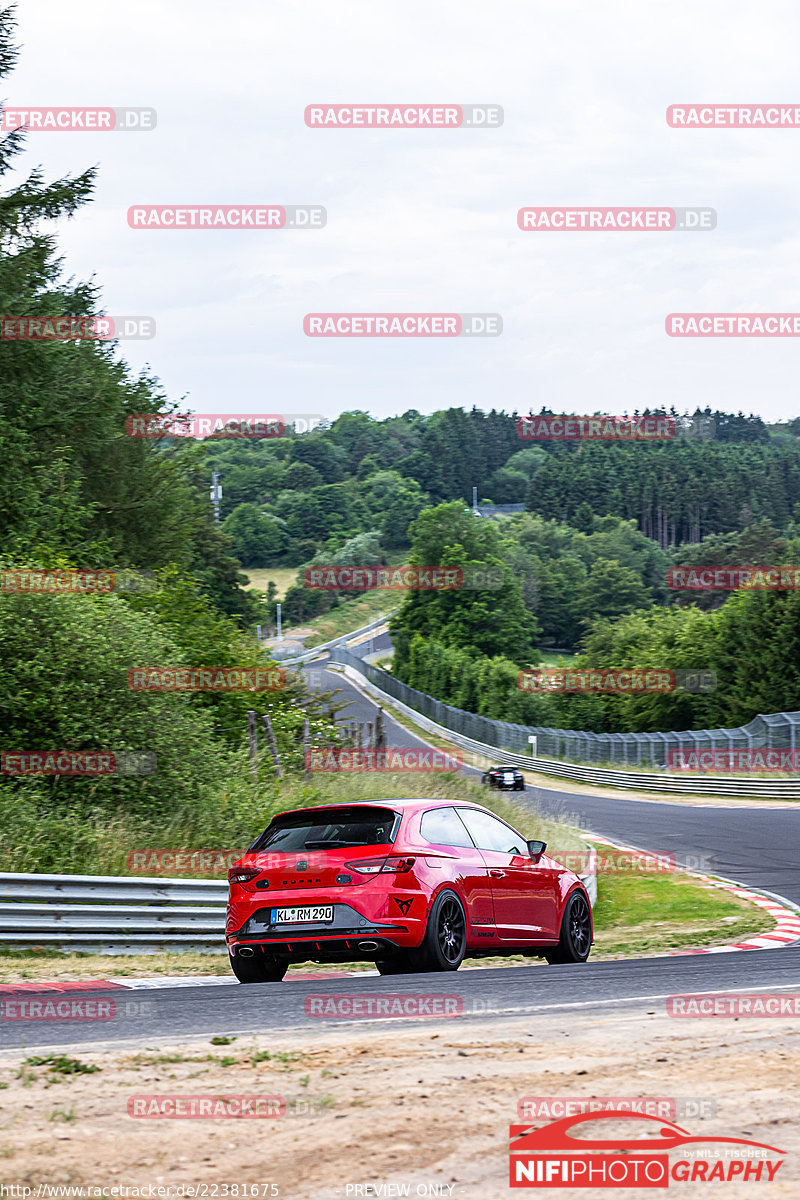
[1,949,799,1052]
[5,654,798,1052]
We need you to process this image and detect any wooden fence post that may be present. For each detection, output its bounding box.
[247,710,258,782]
[375,707,386,750]
[262,714,283,780]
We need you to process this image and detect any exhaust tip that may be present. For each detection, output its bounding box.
[238,946,255,958]
[357,940,380,952]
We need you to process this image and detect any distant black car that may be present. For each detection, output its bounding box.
[482,765,525,791]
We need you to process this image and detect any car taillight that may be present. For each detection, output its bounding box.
[228,867,260,885]
[345,856,416,875]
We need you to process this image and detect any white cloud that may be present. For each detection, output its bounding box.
[10,0,800,421]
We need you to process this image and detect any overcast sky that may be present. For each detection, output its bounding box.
[10,1,800,423]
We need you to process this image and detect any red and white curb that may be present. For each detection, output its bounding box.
[586,832,800,956]
[0,970,372,995]
[671,879,800,955]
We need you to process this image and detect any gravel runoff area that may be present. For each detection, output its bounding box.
[0,1003,797,1197]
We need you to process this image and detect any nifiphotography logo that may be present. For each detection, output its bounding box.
[509,1111,785,1187]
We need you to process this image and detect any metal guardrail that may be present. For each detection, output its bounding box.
[328,651,800,774]
[332,653,800,798]
[270,612,396,665]
[0,872,228,953]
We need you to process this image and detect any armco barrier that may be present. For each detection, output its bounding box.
[270,612,395,664]
[0,872,228,954]
[330,650,800,798]
[0,858,597,952]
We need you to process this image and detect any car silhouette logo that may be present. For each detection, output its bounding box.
[510,1110,785,1155]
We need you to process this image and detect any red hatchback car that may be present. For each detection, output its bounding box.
[226,798,592,982]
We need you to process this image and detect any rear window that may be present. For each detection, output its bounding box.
[250,805,400,852]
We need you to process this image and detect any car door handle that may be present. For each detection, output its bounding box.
[490,869,505,878]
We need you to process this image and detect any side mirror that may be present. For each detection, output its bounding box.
[527,839,546,863]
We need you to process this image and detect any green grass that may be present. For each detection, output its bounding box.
[536,650,577,666]
[24,1055,99,1078]
[303,593,399,646]
[590,870,774,956]
[242,567,301,599]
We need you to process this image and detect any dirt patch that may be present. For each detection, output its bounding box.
[1,1008,797,1197]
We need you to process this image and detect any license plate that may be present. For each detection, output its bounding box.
[504,774,515,783]
[270,905,334,925]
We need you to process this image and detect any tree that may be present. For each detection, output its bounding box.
[390,502,540,673]
[222,504,289,566]
[358,471,429,547]
[486,467,528,503]
[580,559,652,623]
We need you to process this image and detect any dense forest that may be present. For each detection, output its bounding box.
[388,506,800,735]
[206,406,796,569]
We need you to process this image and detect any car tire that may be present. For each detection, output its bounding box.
[411,889,467,972]
[229,951,288,983]
[544,891,592,964]
[514,782,525,791]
